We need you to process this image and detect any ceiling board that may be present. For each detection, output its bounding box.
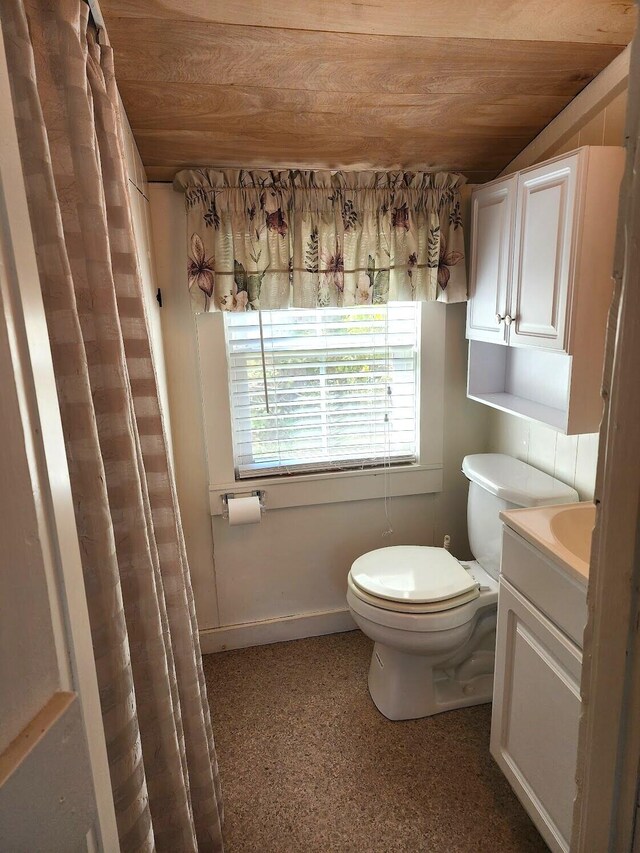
[143,165,501,184]
[134,129,532,173]
[107,19,620,96]
[102,0,635,45]
[119,82,571,136]
[99,2,633,183]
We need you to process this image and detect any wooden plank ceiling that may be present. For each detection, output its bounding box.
[100,1,635,183]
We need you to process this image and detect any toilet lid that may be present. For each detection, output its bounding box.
[350,546,478,604]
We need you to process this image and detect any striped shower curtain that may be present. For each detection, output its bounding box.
[2,1,224,850]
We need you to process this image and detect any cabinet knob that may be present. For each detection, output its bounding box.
[504,314,514,326]
[495,313,505,324]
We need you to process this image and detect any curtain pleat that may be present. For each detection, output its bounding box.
[2,2,224,850]
[174,167,467,313]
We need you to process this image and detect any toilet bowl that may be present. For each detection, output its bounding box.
[348,550,498,720]
[347,453,580,721]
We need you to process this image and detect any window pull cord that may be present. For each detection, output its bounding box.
[258,308,270,414]
[382,306,394,538]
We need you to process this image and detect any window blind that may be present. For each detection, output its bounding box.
[224,304,420,478]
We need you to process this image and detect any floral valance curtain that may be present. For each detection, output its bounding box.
[174,169,468,312]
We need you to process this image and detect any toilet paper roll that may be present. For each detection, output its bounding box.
[227,495,262,526]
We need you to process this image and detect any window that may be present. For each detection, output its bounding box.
[224,304,421,478]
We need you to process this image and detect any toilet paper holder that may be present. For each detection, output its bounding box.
[221,490,266,519]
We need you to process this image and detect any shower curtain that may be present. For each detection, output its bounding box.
[2,1,223,850]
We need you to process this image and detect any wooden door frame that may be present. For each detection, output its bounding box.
[572,14,640,852]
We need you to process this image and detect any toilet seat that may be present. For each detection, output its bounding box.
[350,545,479,608]
[347,573,480,614]
[347,566,497,633]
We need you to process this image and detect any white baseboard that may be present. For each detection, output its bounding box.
[199,607,357,654]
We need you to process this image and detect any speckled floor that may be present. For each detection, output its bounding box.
[203,630,547,853]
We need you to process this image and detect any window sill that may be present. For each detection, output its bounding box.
[208,462,443,515]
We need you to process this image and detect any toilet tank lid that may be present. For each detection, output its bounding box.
[462,453,579,507]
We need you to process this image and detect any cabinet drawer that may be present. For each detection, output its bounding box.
[501,525,587,648]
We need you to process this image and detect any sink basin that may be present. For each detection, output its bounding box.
[550,503,596,565]
[500,501,596,584]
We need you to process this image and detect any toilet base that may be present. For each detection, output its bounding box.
[368,641,495,721]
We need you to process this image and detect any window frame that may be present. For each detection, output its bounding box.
[196,302,445,516]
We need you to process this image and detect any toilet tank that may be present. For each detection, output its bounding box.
[462,453,579,580]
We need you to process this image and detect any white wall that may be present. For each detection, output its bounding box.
[486,66,629,500]
[149,183,490,635]
[120,104,173,457]
[487,418,600,501]
[148,184,220,627]
[143,52,630,640]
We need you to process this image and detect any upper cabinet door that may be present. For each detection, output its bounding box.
[509,154,579,351]
[466,176,516,344]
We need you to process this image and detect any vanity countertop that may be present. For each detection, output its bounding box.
[500,501,595,586]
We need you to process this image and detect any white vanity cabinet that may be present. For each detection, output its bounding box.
[491,526,587,853]
[466,146,624,433]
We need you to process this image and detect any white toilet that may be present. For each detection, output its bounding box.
[347,453,579,721]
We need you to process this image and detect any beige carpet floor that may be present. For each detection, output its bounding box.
[203,630,548,853]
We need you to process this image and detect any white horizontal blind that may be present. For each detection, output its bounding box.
[224,304,420,478]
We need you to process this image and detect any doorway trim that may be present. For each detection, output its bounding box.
[572,19,640,853]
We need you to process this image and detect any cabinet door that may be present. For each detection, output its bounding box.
[466,176,516,344]
[491,579,581,853]
[509,154,579,351]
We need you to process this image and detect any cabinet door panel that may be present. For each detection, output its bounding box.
[466,176,515,344]
[510,155,579,351]
[491,579,581,853]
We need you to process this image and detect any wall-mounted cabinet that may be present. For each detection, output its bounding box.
[466,146,624,434]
